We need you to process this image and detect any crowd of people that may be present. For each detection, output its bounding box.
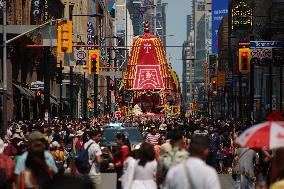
[0,116,283,189]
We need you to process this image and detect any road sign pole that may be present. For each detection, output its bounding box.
[94,74,98,117]
[43,46,51,120]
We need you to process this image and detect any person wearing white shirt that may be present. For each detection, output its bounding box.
[84,130,104,189]
[164,135,221,189]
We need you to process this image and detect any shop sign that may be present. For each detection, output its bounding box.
[32,0,41,17]
[87,22,95,50]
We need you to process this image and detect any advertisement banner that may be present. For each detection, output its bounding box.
[212,0,228,54]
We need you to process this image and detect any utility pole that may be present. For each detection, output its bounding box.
[43,46,51,119]
[2,0,7,132]
[70,66,74,119]
[83,72,87,119]
[59,61,63,119]
[250,60,254,123]
[239,73,243,121]
[94,74,98,117]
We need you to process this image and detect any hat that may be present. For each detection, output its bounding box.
[50,141,59,148]
[28,131,46,142]
[76,130,84,136]
[11,133,23,140]
[0,139,5,153]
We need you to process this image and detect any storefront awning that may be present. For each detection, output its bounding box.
[13,84,32,99]
[50,95,59,106]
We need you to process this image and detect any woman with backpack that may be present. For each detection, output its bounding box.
[50,141,65,175]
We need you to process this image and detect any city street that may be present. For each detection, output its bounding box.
[219,174,235,189]
[1,0,284,189]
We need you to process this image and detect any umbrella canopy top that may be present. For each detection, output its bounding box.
[236,121,284,150]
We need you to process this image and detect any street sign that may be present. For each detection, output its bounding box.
[115,111,122,119]
[251,48,272,59]
[74,49,88,66]
[31,81,44,90]
[250,41,282,48]
[87,100,92,109]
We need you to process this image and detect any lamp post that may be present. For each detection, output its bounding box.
[2,0,7,131]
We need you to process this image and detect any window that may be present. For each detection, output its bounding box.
[69,5,74,20]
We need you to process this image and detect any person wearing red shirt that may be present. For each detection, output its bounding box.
[108,133,130,189]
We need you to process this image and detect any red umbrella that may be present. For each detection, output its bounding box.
[236,121,284,149]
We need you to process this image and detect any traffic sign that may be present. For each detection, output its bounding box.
[88,100,93,109]
[31,81,44,90]
[115,111,122,118]
[74,49,88,66]
[250,41,282,48]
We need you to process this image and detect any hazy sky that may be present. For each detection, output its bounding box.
[165,0,191,79]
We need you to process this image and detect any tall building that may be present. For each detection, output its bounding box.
[129,0,144,36]
[194,2,205,83]
[182,14,195,110]
[129,0,167,46]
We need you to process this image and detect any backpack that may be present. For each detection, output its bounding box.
[53,150,65,173]
[75,142,94,174]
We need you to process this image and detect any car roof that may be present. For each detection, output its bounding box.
[103,127,139,130]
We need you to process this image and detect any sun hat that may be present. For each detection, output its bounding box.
[50,141,60,148]
[11,133,23,140]
[28,131,46,142]
[76,130,84,136]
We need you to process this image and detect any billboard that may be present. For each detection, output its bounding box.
[212,0,228,54]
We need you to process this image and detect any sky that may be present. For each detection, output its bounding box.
[165,0,191,79]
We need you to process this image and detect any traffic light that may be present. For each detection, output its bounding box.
[88,50,100,75]
[110,82,115,91]
[212,79,217,91]
[35,89,41,97]
[57,20,73,53]
[239,48,251,73]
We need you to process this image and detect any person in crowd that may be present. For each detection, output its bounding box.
[15,131,57,189]
[216,142,225,173]
[164,135,221,189]
[123,142,157,189]
[269,147,284,189]
[50,141,65,175]
[207,126,220,168]
[71,129,84,157]
[222,131,234,174]
[156,128,189,188]
[146,126,161,146]
[3,134,17,157]
[233,147,258,189]
[193,121,208,136]
[154,135,167,160]
[110,133,130,189]
[121,149,141,189]
[0,138,15,189]
[258,149,273,184]
[84,130,104,189]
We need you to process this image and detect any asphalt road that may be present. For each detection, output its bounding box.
[219,174,235,189]
[101,173,235,189]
